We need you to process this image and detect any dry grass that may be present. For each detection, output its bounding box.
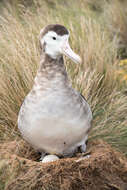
[103,0,127,59]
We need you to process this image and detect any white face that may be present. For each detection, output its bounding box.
[40,31,81,64]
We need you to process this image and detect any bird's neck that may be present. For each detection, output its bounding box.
[38,53,66,75]
[33,53,69,89]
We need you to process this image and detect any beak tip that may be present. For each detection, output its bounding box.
[76,56,82,64]
[79,57,82,64]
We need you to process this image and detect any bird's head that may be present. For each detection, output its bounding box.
[39,24,81,64]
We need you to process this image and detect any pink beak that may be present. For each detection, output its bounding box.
[62,41,81,64]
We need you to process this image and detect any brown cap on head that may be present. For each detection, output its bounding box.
[40,24,69,38]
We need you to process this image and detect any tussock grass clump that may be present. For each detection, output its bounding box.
[0,0,127,155]
[103,0,127,59]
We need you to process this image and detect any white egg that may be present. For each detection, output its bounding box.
[42,155,59,163]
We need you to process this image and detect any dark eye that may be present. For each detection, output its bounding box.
[52,37,56,40]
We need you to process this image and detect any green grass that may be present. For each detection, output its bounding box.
[0,0,127,157]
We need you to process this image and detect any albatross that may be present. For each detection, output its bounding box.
[18,24,92,163]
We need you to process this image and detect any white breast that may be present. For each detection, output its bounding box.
[18,88,92,155]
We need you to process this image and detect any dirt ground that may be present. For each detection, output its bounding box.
[0,139,127,190]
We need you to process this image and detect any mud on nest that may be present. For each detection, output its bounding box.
[0,139,127,190]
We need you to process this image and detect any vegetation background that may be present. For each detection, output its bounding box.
[0,0,127,188]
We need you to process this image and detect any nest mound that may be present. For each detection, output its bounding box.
[0,139,127,190]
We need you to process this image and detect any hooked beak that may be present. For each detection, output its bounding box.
[62,41,81,64]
